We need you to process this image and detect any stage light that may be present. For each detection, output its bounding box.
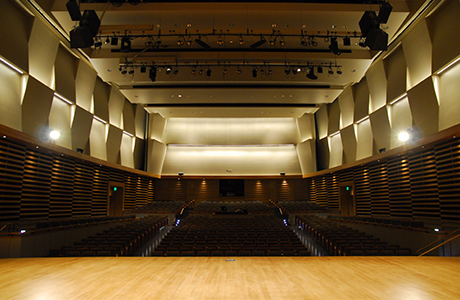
[104,37,110,44]
[306,68,318,80]
[252,68,258,78]
[238,36,245,46]
[329,38,341,55]
[121,37,131,53]
[317,66,323,73]
[206,69,212,77]
[343,36,351,46]
[398,131,410,142]
[250,36,266,49]
[166,66,172,75]
[140,66,146,73]
[149,67,157,82]
[111,37,118,46]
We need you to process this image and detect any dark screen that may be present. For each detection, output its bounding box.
[219,179,244,197]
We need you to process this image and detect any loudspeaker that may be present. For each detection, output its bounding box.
[365,28,388,51]
[359,11,377,37]
[70,26,94,48]
[66,0,81,21]
[79,10,100,37]
[377,2,393,24]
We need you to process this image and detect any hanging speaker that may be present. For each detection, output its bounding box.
[70,26,94,48]
[377,2,393,24]
[79,10,100,37]
[365,28,388,51]
[359,11,377,37]
[66,0,81,21]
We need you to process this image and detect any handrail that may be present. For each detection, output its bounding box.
[416,227,460,256]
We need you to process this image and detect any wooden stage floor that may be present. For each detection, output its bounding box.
[0,257,459,300]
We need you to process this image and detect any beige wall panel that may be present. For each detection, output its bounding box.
[54,45,76,103]
[164,118,299,145]
[123,100,136,135]
[21,76,53,138]
[0,63,22,131]
[329,134,343,168]
[390,97,412,148]
[106,125,122,164]
[407,77,439,137]
[438,62,460,131]
[48,96,72,149]
[75,61,96,111]
[134,105,146,139]
[328,101,340,135]
[402,19,432,89]
[338,86,354,128]
[341,125,356,164]
[384,46,407,102]
[93,77,110,121]
[316,105,329,139]
[147,140,166,175]
[133,137,145,170]
[0,0,31,72]
[108,87,125,128]
[297,139,316,174]
[427,0,460,72]
[316,137,329,171]
[366,61,387,111]
[296,113,315,142]
[356,119,373,160]
[162,145,301,176]
[353,78,370,122]
[28,19,59,88]
[149,113,167,141]
[89,119,107,161]
[71,106,93,153]
[120,133,134,168]
[369,106,391,154]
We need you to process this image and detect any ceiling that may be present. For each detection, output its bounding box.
[50,0,411,118]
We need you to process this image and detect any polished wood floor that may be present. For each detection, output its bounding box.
[0,257,459,300]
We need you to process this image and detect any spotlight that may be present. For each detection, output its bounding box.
[284,68,291,75]
[238,36,245,46]
[49,130,61,141]
[398,131,410,142]
[186,36,194,46]
[104,37,110,44]
[94,40,102,48]
[191,68,196,75]
[149,67,157,82]
[76,148,84,153]
[176,36,184,46]
[268,38,276,46]
[306,68,318,80]
[280,172,286,176]
[300,38,308,46]
[121,37,131,53]
[343,36,351,46]
[111,37,118,46]
[128,69,134,75]
[236,68,242,75]
[252,68,258,78]
[250,36,266,49]
[140,66,146,73]
[178,172,184,176]
[195,38,211,50]
[166,66,172,75]
[279,37,285,47]
[217,36,225,46]
[328,67,334,75]
[336,67,342,75]
[121,68,127,75]
[206,69,212,77]
[173,69,179,75]
[317,66,323,73]
[329,38,341,55]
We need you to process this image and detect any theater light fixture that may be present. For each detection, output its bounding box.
[329,38,341,55]
[149,67,157,81]
[306,68,318,80]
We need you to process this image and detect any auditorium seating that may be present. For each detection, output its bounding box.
[151,215,310,257]
[296,215,412,256]
[131,200,191,214]
[192,200,271,214]
[52,216,168,257]
[272,200,332,214]
[327,215,427,232]
[35,215,135,231]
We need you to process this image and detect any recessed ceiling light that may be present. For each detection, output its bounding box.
[331,25,336,28]
[187,24,192,27]
[272,24,277,28]
[178,94,182,97]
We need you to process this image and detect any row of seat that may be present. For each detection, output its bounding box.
[51,216,168,257]
[328,215,426,231]
[272,200,331,214]
[35,215,135,230]
[192,201,271,213]
[152,249,311,257]
[131,200,191,214]
[296,215,412,256]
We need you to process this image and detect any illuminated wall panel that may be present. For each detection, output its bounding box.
[385,46,407,102]
[75,61,96,112]
[341,125,356,164]
[93,77,109,122]
[28,20,59,88]
[149,113,166,141]
[356,119,373,160]
[315,106,329,139]
[147,140,166,175]
[133,137,145,170]
[120,133,134,168]
[134,105,146,139]
[407,77,439,137]
[89,118,107,161]
[0,63,22,130]
[329,133,343,168]
[123,100,135,135]
[338,86,354,128]
[353,78,370,122]
[366,61,387,111]
[297,113,315,142]
[162,145,301,176]
[297,139,316,174]
[108,87,125,128]
[390,97,412,148]
[328,101,340,135]
[106,125,122,164]
[48,96,72,149]
[369,106,391,154]
[54,45,76,103]
[438,62,460,131]
[71,106,92,153]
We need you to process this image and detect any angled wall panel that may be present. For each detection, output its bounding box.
[316,105,329,139]
[438,61,460,131]
[390,97,412,148]
[366,61,387,111]
[54,45,77,103]
[338,86,354,128]
[123,99,136,135]
[134,104,146,139]
[369,106,391,154]
[407,76,439,137]
[89,118,107,161]
[384,46,407,102]
[353,78,370,122]
[329,133,343,168]
[356,119,373,160]
[297,139,316,174]
[341,125,356,164]
[75,61,96,112]
[21,76,53,138]
[71,106,93,153]
[317,137,329,171]
[149,113,166,142]
[93,77,110,122]
[402,19,432,89]
[48,95,72,149]
[133,137,145,170]
[106,124,122,164]
[0,62,22,131]
[120,133,134,168]
[297,113,315,142]
[108,87,125,128]
[327,101,340,135]
[28,19,59,88]
[147,140,166,175]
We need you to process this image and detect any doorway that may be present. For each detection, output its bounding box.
[108,182,125,217]
[339,182,355,217]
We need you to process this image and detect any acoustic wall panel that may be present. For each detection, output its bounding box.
[120,133,134,168]
[89,118,107,161]
[108,87,125,128]
[297,139,316,174]
[366,61,387,111]
[0,0,31,72]
[402,19,432,88]
[328,133,343,168]
[134,104,146,139]
[384,46,407,102]
[338,86,354,128]
[75,61,96,112]
[353,78,370,122]
[147,140,166,176]
[71,106,93,154]
[341,125,356,164]
[93,77,110,122]
[48,95,72,149]
[438,62,460,131]
[356,119,373,160]
[297,113,315,142]
[0,63,22,131]
[407,76,439,137]
[426,0,460,73]
[54,45,77,103]
[28,20,59,89]
[149,113,166,141]
[133,137,145,171]
[21,76,54,138]
[328,101,340,135]
[390,97,412,149]
[315,105,328,139]
[316,138,329,171]
[106,124,122,164]
[369,106,391,154]
[49,155,75,219]
[123,99,136,135]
